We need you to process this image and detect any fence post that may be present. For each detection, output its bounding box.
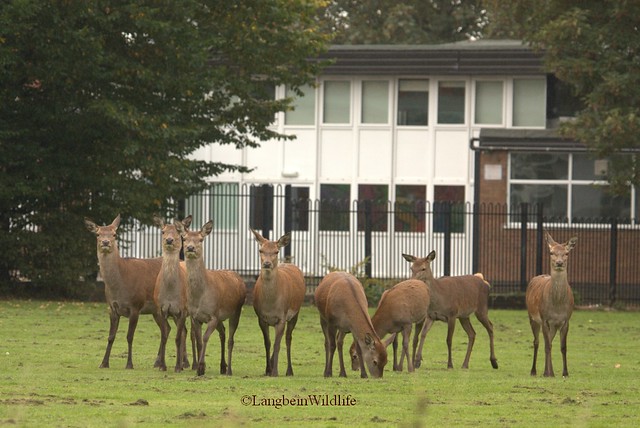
[609,218,618,307]
[520,203,528,291]
[364,200,372,278]
[535,203,544,276]
[261,184,273,240]
[472,202,479,275]
[443,203,452,277]
[284,185,292,260]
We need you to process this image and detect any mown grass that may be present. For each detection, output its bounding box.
[0,299,638,427]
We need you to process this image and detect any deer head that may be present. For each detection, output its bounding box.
[85,214,121,255]
[178,220,212,260]
[402,250,436,281]
[250,228,291,272]
[545,232,578,272]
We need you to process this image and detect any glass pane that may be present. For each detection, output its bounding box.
[475,81,503,124]
[323,81,350,124]
[320,184,350,231]
[438,81,465,124]
[433,186,465,233]
[513,78,545,127]
[289,187,310,231]
[285,84,315,126]
[357,184,388,232]
[510,184,568,220]
[394,185,426,232]
[572,154,608,181]
[397,79,429,126]
[362,80,389,124]
[510,153,568,180]
[211,182,239,230]
[572,185,630,222]
[185,191,204,229]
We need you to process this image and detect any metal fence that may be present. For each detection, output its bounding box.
[119,184,640,306]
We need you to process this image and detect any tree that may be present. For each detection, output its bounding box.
[322,0,487,44]
[0,0,329,293]
[485,0,640,195]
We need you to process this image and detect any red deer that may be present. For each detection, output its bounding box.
[403,251,498,370]
[315,271,388,378]
[250,228,306,377]
[176,220,246,376]
[526,232,577,377]
[84,214,164,369]
[349,279,430,373]
[153,215,197,372]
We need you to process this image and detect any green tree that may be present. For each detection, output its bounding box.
[0,0,329,294]
[484,0,640,195]
[323,0,487,44]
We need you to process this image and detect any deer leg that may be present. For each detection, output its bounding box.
[189,318,198,370]
[124,312,140,369]
[216,322,227,374]
[284,313,299,376]
[151,311,165,369]
[156,312,170,372]
[542,321,557,377]
[258,318,272,376]
[402,325,414,372]
[191,318,203,371]
[529,316,540,376]
[355,342,368,379]
[180,321,190,369]
[336,330,348,377]
[560,321,570,378]
[458,317,476,369]
[321,319,336,377]
[476,312,498,369]
[174,314,186,373]
[225,307,242,377]
[197,318,219,376]
[100,311,120,369]
[393,334,401,371]
[269,319,286,377]
[412,320,424,370]
[446,317,456,369]
[414,317,433,370]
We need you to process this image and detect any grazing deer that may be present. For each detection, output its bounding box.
[153,215,197,372]
[84,214,164,369]
[315,271,388,378]
[349,279,430,373]
[176,220,247,376]
[403,251,498,370]
[250,228,306,377]
[526,232,577,377]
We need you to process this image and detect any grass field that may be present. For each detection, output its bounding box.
[0,299,638,427]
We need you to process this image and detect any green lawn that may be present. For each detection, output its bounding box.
[0,300,638,427]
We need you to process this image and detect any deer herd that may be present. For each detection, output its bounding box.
[85,214,578,379]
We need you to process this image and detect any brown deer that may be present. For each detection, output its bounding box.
[84,214,164,369]
[526,232,577,377]
[349,279,430,373]
[176,220,247,376]
[153,215,197,372]
[315,271,388,378]
[403,251,498,370]
[250,228,306,377]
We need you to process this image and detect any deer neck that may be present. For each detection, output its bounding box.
[259,266,280,296]
[97,245,123,288]
[185,256,208,295]
[160,250,182,289]
[549,269,570,304]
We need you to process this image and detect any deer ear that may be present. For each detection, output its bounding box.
[278,232,291,248]
[174,220,186,235]
[566,236,578,251]
[84,218,98,233]
[364,333,375,349]
[201,220,213,237]
[153,215,164,228]
[545,231,558,248]
[250,228,265,244]
[402,253,415,263]
[111,214,121,229]
[427,250,436,261]
[181,215,192,230]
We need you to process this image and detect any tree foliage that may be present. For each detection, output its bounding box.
[322,0,487,44]
[0,0,329,292]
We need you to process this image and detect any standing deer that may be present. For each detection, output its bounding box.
[84,214,164,369]
[403,251,498,370]
[315,271,388,378]
[153,215,197,372]
[250,228,306,377]
[349,278,430,373]
[526,232,577,377]
[176,220,246,376]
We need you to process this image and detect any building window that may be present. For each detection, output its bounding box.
[249,184,274,231]
[437,81,465,124]
[509,153,633,223]
[211,182,239,230]
[474,80,503,125]
[397,79,429,126]
[357,184,388,232]
[323,80,350,124]
[434,186,465,233]
[289,186,310,231]
[285,84,315,126]
[319,184,350,231]
[513,78,546,127]
[361,80,389,124]
[394,185,426,232]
